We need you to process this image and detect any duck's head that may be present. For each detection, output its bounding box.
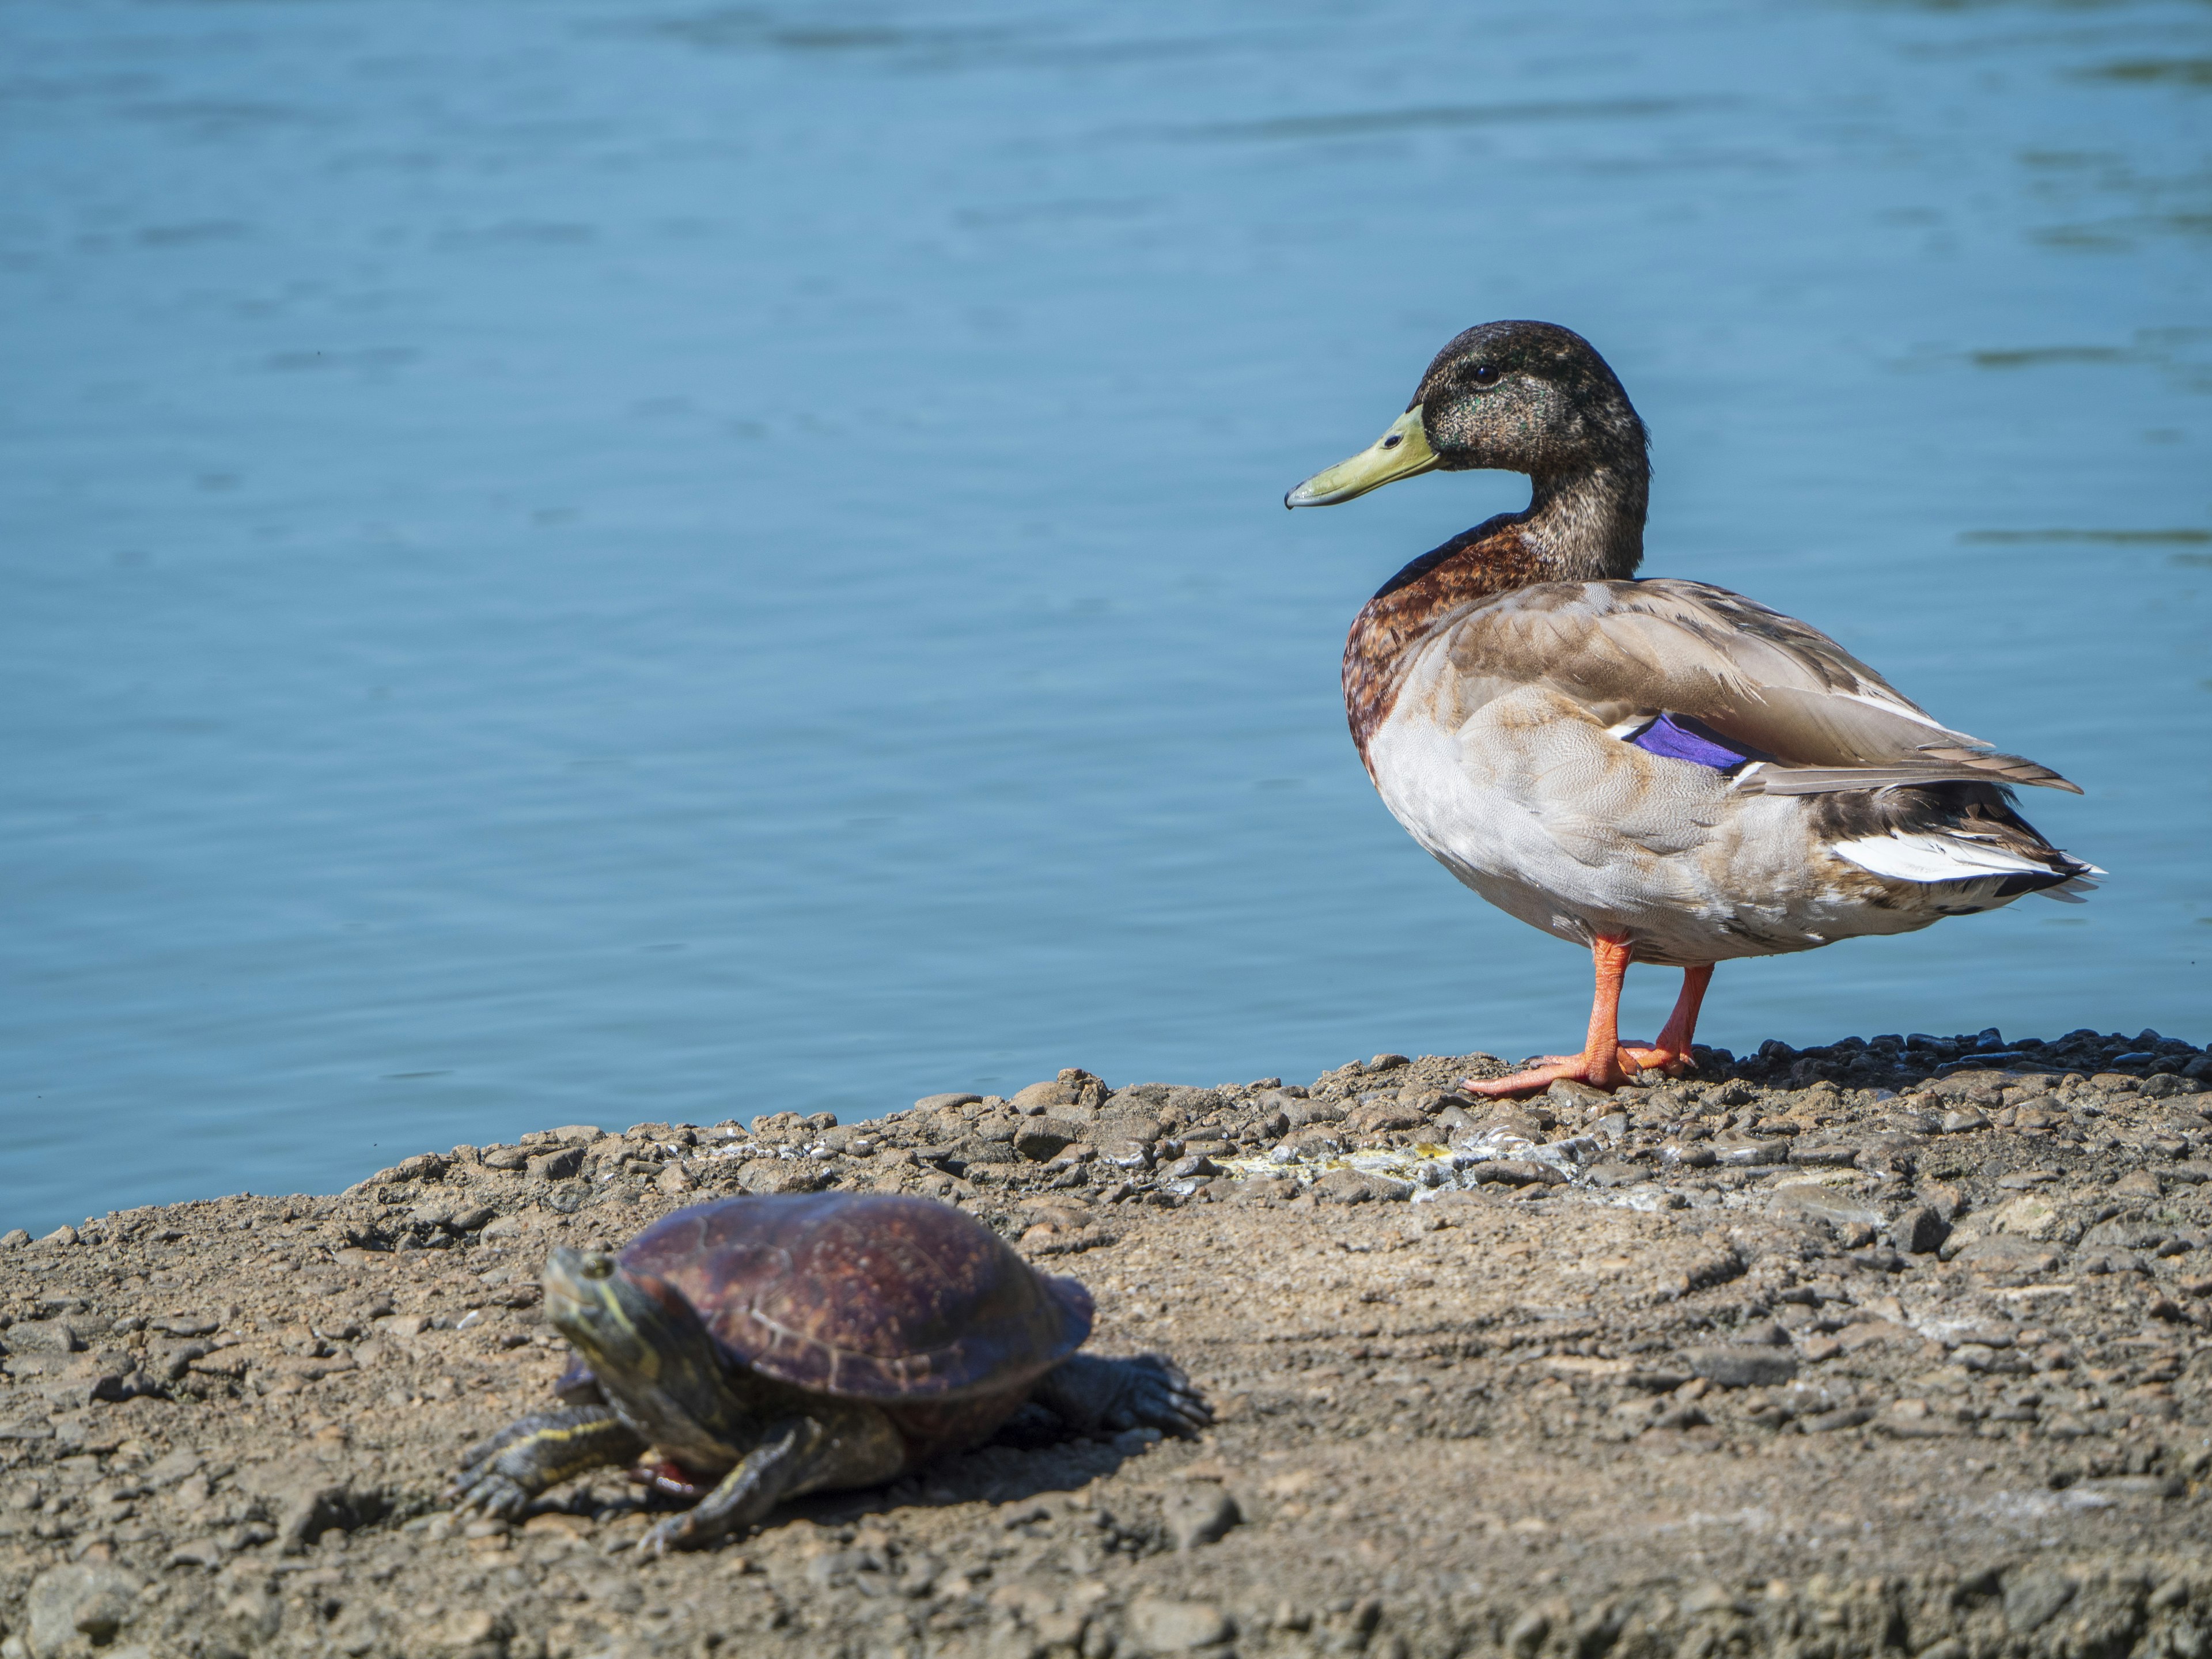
[1286,320,1648,509]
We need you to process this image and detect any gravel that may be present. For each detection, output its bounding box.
[2,1028,2211,1657]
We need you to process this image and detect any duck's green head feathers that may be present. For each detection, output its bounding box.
[1288,320,1651,578]
[1408,320,1647,482]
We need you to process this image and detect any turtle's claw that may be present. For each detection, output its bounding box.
[1108,1355,1212,1439]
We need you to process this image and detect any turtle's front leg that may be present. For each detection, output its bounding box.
[639,1404,905,1556]
[450,1406,646,1519]
[1032,1353,1211,1438]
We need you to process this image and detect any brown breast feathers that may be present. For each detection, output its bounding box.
[1342,517,1559,773]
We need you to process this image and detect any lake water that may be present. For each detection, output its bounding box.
[3,0,2206,1236]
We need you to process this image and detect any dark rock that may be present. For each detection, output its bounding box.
[1684,1346,1797,1388]
[1892,1205,1949,1255]
[1014,1120,1084,1162]
[1468,1159,1565,1187]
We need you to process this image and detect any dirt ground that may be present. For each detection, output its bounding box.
[6,1024,2212,1659]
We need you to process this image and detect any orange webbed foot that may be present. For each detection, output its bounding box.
[1461,1051,1634,1098]
[1617,1041,1698,1080]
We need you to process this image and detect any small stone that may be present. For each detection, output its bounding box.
[1468,1160,1565,1187]
[447,1206,496,1233]
[5,1319,84,1354]
[40,1225,79,1247]
[1166,1154,1223,1180]
[524,1146,585,1181]
[0,1229,28,1249]
[655,1164,695,1196]
[1684,1346,1797,1388]
[1586,1162,1647,1187]
[2114,1168,2164,1199]
[1126,1598,1233,1652]
[2003,1565,2075,1633]
[1366,1053,1410,1073]
[1014,1122,1081,1162]
[915,1092,983,1112]
[1010,1081,1081,1113]
[1892,1205,1949,1255]
[1956,1234,2063,1275]
[1164,1485,1242,1550]
[1797,1403,1868,1430]
[26,1563,142,1656]
[1311,1168,1411,1203]
[1939,1109,1991,1134]
[1545,1078,1611,1111]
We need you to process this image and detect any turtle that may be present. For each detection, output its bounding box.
[450,1193,1210,1553]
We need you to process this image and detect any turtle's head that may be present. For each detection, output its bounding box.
[542,1248,734,1444]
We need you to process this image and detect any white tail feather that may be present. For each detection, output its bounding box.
[1831,831,2062,885]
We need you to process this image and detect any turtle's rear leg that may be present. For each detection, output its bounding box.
[639,1403,906,1556]
[1032,1353,1211,1438]
[450,1406,645,1519]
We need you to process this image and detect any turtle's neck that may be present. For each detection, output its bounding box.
[1515,457,1647,581]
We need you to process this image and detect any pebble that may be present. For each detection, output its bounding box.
[5,1319,84,1354]
[1468,1160,1565,1188]
[1684,1346,1798,1389]
[915,1092,982,1112]
[1891,1205,1949,1255]
[1125,1597,1233,1652]
[1162,1484,1242,1550]
[26,1562,143,1655]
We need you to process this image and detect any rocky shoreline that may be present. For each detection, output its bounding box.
[5,1025,2212,1658]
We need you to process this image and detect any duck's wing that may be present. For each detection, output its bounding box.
[1445,578,2081,795]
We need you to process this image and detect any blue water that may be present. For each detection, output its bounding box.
[3,0,2207,1236]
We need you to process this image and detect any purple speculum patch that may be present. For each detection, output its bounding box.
[1626,713,1757,771]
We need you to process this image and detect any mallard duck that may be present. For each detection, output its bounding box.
[1286,321,2099,1097]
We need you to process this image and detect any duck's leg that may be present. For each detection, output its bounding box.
[1464,936,1637,1097]
[1618,965,1713,1077]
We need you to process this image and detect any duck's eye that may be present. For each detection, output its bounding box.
[1471,365,1501,387]
[1381,433,1403,449]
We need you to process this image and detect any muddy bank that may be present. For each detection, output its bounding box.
[4,1025,2212,1658]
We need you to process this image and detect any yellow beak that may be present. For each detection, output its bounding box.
[1284,406,1440,508]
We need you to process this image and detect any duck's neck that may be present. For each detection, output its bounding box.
[1517,460,1646,580]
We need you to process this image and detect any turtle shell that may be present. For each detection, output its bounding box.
[619,1194,1093,1403]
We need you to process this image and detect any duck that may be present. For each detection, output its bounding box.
[1285,320,2100,1097]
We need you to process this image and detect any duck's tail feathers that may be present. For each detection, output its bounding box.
[1736,746,2080,796]
[1830,830,2103,897]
